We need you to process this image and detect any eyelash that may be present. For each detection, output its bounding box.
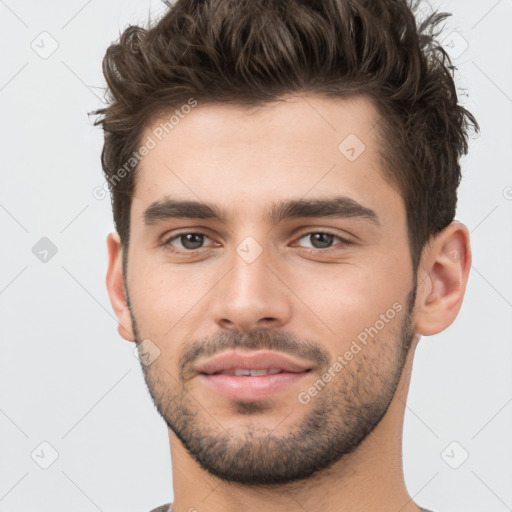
[162,230,352,255]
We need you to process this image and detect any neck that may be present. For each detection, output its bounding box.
[168,339,423,512]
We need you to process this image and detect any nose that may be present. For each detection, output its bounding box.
[210,245,293,334]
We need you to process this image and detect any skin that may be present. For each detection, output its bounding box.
[106,94,471,512]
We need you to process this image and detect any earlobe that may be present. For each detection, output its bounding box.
[105,232,136,342]
[414,222,471,336]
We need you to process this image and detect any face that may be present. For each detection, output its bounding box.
[122,94,417,485]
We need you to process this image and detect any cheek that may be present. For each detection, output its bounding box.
[286,258,410,342]
[128,256,216,336]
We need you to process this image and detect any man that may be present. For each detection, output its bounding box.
[93,0,478,510]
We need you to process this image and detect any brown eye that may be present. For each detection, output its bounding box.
[165,232,212,251]
[295,231,349,250]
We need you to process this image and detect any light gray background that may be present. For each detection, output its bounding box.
[0,1,511,511]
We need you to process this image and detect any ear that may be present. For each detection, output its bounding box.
[414,221,472,336]
[106,232,136,342]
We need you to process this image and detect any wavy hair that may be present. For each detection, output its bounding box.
[92,0,478,272]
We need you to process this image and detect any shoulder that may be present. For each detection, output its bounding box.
[147,504,172,512]
[147,504,433,512]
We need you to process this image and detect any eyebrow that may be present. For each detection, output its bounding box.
[143,195,380,227]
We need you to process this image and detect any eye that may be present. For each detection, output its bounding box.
[164,232,213,252]
[162,229,351,255]
[293,231,350,250]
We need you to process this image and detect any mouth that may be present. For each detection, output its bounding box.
[198,370,311,401]
[195,350,313,376]
[194,350,314,400]
[202,368,311,376]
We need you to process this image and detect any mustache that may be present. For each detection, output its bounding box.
[179,328,330,381]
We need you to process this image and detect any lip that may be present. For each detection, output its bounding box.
[199,372,310,400]
[194,350,313,401]
[195,350,313,375]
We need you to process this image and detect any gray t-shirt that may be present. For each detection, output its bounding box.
[148,504,434,511]
[148,505,172,512]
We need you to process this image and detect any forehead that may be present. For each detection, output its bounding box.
[131,94,402,226]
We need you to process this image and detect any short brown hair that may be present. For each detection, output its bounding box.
[92,0,478,272]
